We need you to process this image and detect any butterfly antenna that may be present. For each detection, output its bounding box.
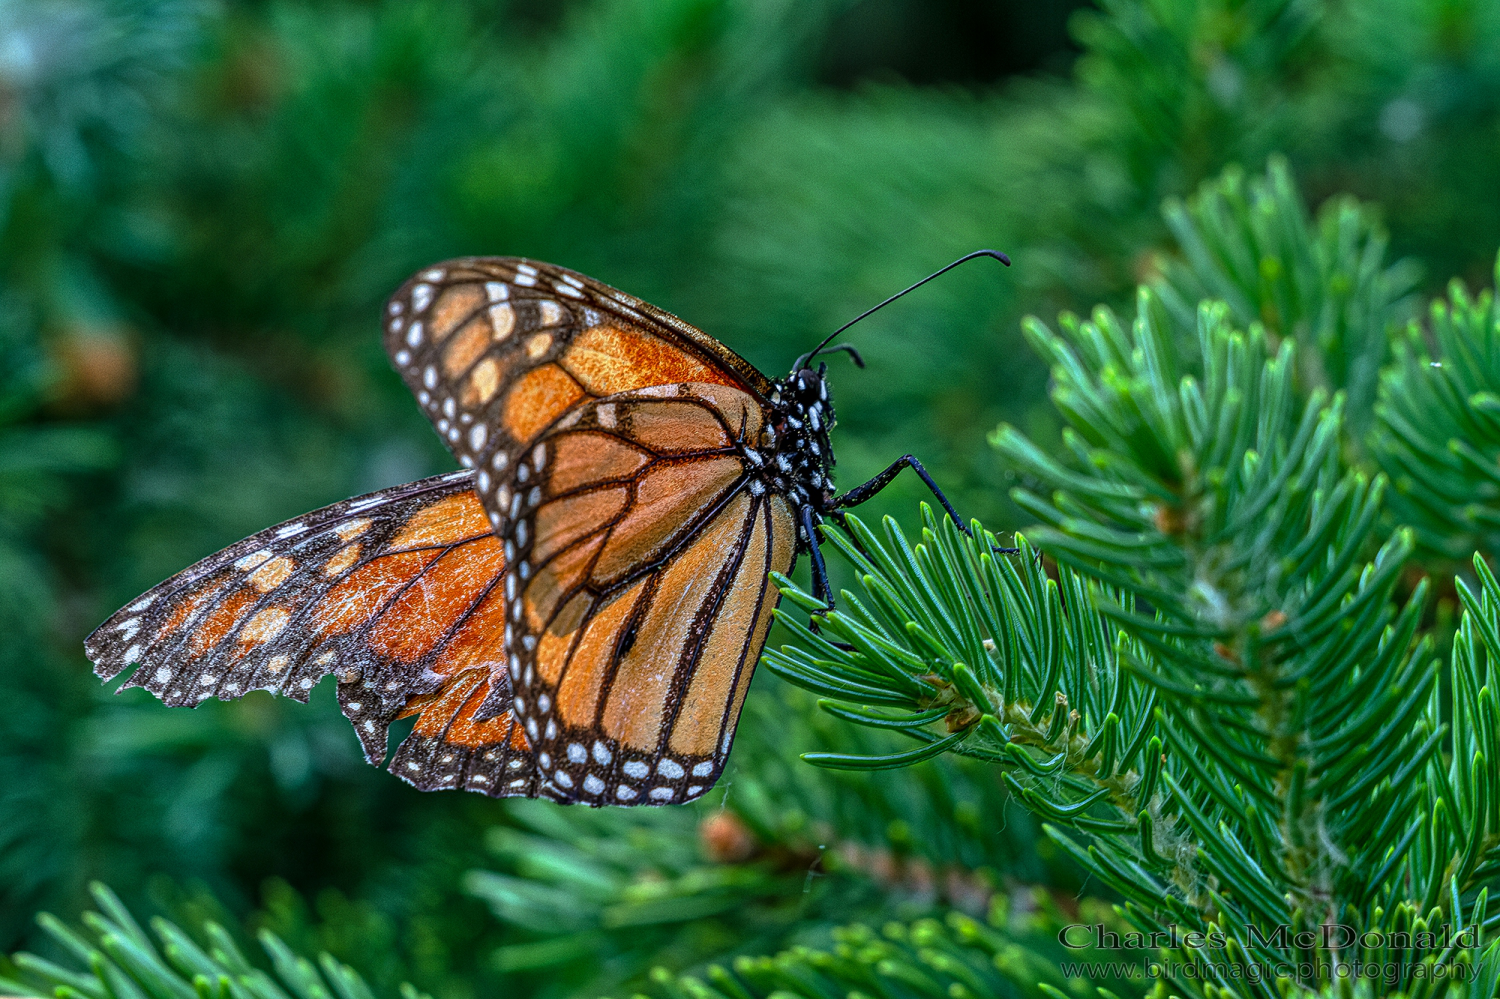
[794,249,1011,371]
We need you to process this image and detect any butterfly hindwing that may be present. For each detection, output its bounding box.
[499,387,798,804]
[85,471,537,797]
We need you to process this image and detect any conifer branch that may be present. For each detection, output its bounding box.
[770,264,1500,996]
[1154,156,1419,428]
[0,883,418,999]
[1374,252,1500,562]
[626,900,1144,999]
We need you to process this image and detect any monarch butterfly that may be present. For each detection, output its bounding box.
[86,251,1009,806]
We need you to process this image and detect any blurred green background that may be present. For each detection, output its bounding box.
[3,0,1499,996]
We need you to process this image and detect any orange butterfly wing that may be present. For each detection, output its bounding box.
[384,259,800,805]
[85,472,536,797]
[511,386,798,803]
[382,257,772,479]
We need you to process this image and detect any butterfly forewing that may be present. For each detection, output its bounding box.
[85,471,537,797]
[381,257,771,486]
[500,387,797,803]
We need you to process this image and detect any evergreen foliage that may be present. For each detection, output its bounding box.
[8,0,1500,997]
[1153,156,1420,429]
[1374,255,1500,563]
[0,883,423,999]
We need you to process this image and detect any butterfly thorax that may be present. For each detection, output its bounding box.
[748,366,837,523]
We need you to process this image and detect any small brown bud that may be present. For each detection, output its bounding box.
[1153,503,1188,535]
[945,704,980,732]
[53,327,137,407]
[1259,609,1287,633]
[699,811,756,864]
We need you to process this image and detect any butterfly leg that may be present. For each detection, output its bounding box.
[799,505,835,610]
[798,507,859,649]
[827,455,1019,555]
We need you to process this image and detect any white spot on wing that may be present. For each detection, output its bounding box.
[489,303,515,340]
[622,760,648,779]
[235,550,273,570]
[411,284,434,311]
